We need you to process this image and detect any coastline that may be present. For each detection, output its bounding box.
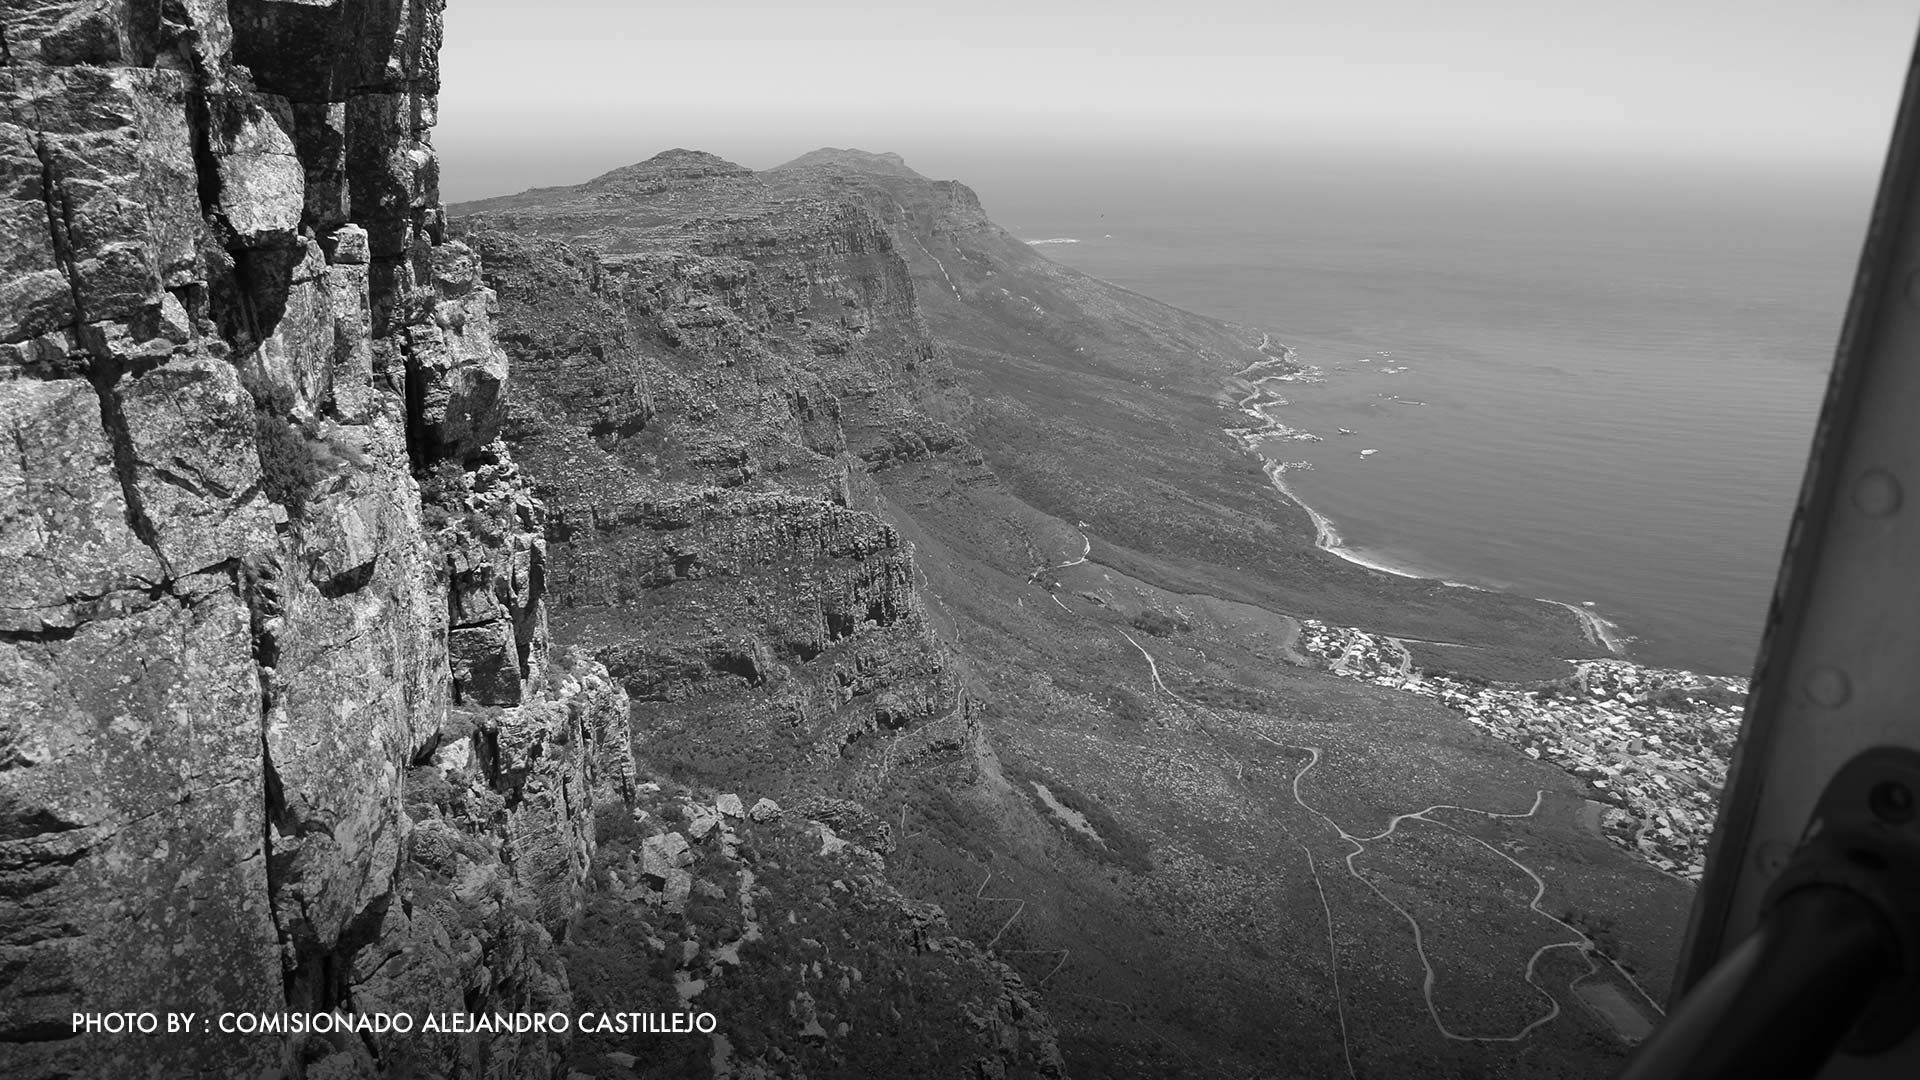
[1541,599,1632,655]
[1218,331,1756,881]
[1224,332,1632,658]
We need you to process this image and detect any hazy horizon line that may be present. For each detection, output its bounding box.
[438,134,1885,211]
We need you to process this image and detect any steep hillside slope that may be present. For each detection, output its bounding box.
[455,150,1071,1078]
[453,150,1694,1078]
[466,148,1593,677]
[461,153,971,799]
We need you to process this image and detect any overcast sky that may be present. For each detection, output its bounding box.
[438,1,1920,202]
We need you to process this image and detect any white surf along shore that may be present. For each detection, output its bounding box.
[1222,332,1632,656]
[1219,331,1751,881]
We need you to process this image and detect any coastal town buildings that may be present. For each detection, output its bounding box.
[1295,620,1745,881]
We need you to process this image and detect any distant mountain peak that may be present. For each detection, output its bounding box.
[585,148,755,189]
[770,147,926,179]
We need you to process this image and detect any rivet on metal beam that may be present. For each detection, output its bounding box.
[1869,780,1916,824]
[1852,468,1903,517]
[1756,840,1794,877]
[1805,666,1853,708]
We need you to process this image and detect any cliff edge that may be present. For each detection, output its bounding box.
[1,2,635,1077]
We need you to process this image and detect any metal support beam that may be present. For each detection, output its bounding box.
[1670,21,1920,1080]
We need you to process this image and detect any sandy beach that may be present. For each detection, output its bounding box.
[1223,331,1635,656]
[1216,331,1742,880]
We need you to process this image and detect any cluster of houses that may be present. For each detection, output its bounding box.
[1293,620,1747,880]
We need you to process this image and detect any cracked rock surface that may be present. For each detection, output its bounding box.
[1,3,633,1077]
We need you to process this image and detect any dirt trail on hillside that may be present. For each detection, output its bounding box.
[1112,625,1664,1058]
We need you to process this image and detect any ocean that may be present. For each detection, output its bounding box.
[969,150,1878,677]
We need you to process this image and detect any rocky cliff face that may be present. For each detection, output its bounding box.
[1,3,635,1077]
[447,152,1075,1077]
[3,7,1066,1080]
[458,165,972,800]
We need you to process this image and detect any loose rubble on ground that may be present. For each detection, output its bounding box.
[579,784,1065,1079]
[1296,620,1747,881]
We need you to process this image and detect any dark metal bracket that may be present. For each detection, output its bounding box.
[1621,747,1920,1079]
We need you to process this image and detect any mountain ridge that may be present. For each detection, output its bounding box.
[450,140,1691,1077]
[0,0,1697,1072]
[769,146,928,179]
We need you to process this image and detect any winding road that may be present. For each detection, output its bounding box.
[1117,628,1170,693]
[1004,513,1661,1064]
[1029,530,1093,583]
[1280,745,1633,1043]
[1116,628,1663,1068]
[1031,529,1094,612]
